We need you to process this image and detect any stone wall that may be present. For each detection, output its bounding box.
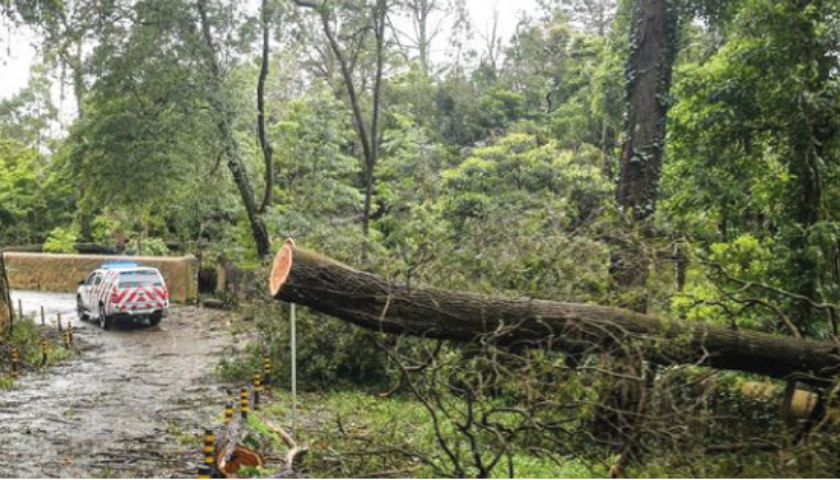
[1,252,198,303]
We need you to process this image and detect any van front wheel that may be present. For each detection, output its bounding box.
[77,296,88,321]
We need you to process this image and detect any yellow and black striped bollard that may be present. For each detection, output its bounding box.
[202,428,216,477]
[197,464,211,479]
[240,386,250,420]
[251,373,262,410]
[223,401,234,425]
[40,338,48,366]
[10,346,20,379]
[262,357,272,385]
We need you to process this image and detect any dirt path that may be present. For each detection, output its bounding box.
[1,291,235,478]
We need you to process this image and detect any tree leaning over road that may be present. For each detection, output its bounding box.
[196,0,271,258]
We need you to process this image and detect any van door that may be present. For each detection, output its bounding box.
[80,272,97,310]
[89,272,104,315]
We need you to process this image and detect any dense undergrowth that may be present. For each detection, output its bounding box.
[216,376,840,478]
[216,303,840,478]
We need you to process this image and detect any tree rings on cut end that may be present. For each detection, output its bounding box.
[269,238,295,297]
[217,445,264,477]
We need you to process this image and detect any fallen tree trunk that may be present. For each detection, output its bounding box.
[268,240,840,384]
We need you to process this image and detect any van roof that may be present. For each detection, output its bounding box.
[98,266,160,273]
[100,261,141,269]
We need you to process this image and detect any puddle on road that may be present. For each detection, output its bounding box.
[1,291,236,478]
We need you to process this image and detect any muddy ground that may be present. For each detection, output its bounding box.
[1,291,239,478]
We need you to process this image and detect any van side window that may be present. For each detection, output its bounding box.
[93,273,103,286]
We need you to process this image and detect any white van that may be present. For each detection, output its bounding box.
[76,262,169,329]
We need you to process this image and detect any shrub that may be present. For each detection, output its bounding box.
[43,227,78,253]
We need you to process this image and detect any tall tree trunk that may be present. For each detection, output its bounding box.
[609,0,679,456]
[412,0,431,75]
[69,48,94,242]
[612,0,679,312]
[257,0,274,214]
[0,253,12,336]
[363,0,387,245]
[294,0,387,257]
[616,0,677,219]
[197,0,271,258]
[789,127,822,335]
[785,0,836,336]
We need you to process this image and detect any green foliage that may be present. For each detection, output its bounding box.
[219,303,391,390]
[125,237,169,256]
[664,0,840,336]
[90,214,120,245]
[434,132,613,300]
[258,389,609,478]
[43,227,78,253]
[0,140,58,244]
[0,318,75,384]
[0,65,58,150]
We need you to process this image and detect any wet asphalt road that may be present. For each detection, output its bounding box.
[1,291,234,478]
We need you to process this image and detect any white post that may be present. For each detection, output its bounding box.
[290,302,297,435]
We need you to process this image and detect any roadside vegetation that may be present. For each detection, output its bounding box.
[0,316,78,389]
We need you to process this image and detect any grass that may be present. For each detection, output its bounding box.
[167,421,200,446]
[249,388,607,478]
[238,386,840,478]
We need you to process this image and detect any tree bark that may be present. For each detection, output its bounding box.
[256,0,274,214]
[0,252,13,335]
[612,0,679,312]
[616,0,677,219]
[268,240,840,384]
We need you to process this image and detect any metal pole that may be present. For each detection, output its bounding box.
[40,305,45,326]
[17,298,22,320]
[290,302,297,434]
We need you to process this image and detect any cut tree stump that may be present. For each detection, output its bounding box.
[216,415,265,477]
[268,239,840,385]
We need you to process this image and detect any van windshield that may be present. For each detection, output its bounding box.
[118,270,163,288]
